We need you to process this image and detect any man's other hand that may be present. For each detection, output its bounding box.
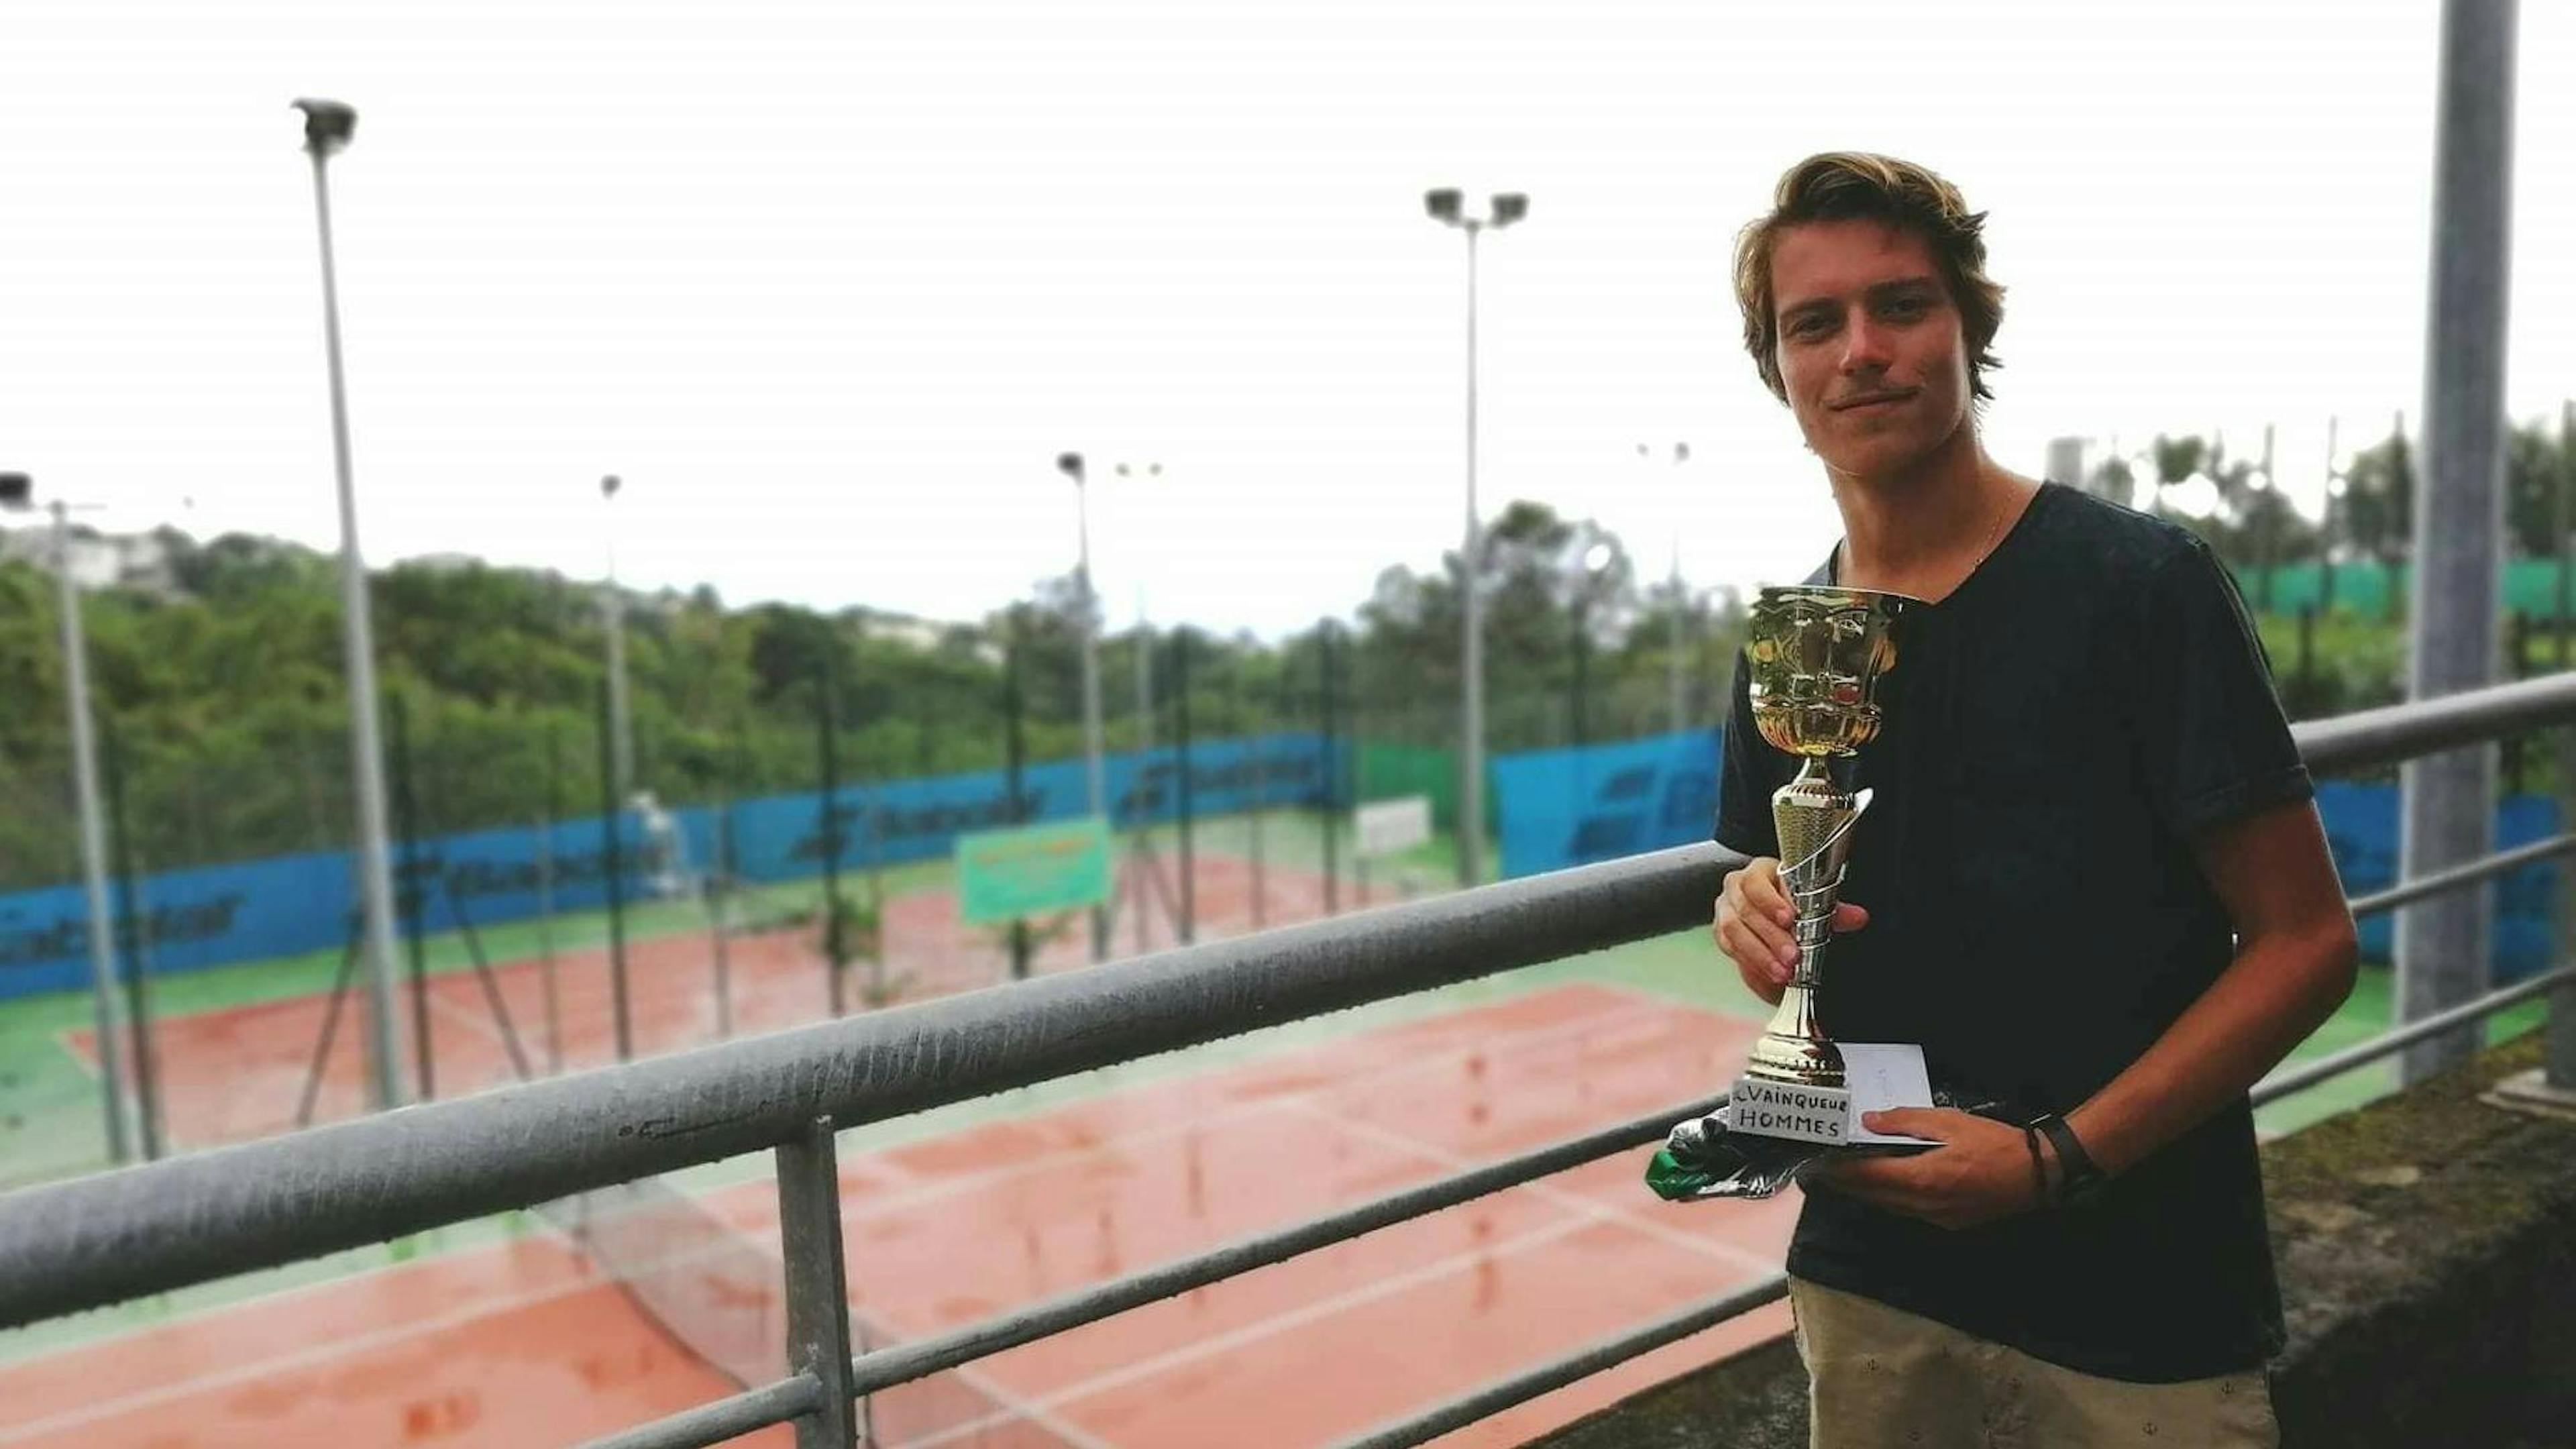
[1807,1108,2044,1230]
[1713,856,1868,1005]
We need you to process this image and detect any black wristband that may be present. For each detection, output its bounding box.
[2031,1114,2106,1206]
[2019,1124,2047,1208]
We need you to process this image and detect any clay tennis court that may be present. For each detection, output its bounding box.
[3,981,1795,1449]
[61,854,1346,1151]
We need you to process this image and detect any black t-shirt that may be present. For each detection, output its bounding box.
[1715,482,2312,1383]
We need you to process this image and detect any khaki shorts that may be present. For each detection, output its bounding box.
[1789,1277,2279,1449]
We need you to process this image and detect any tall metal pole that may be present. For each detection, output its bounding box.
[1458,222,1487,888]
[2397,0,2516,1084]
[1642,441,1691,735]
[299,100,407,1112]
[601,474,634,806]
[2256,423,2279,612]
[1063,455,1110,961]
[1668,536,1687,735]
[2321,416,2342,615]
[49,502,134,1163]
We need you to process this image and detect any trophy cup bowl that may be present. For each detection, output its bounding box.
[1736,586,1909,1106]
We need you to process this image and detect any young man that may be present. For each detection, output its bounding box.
[1709,152,2359,1447]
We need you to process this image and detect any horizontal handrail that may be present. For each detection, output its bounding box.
[2347,831,2576,918]
[0,843,1727,1326]
[1,672,2571,1340]
[2294,672,2576,773]
[579,1374,820,1449]
[2253,962,2576,1104]
[1321,1273,1794,1449]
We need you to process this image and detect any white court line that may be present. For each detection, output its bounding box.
[1279,1095,1784,1277]
[0,1271,610,1445]
[44,1027,99,1083]
[718,990,1680,1234]
[892,1213,1608,1449]
[851,1307,1119,1449]
[425,985,534,1071]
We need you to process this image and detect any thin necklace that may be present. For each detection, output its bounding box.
[1840,485,2017,598]
[1960,486,2014,577]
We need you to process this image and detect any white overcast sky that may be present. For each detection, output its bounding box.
[3,1,2572,639]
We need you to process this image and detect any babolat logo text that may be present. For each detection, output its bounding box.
[1726,1077,1851,1146]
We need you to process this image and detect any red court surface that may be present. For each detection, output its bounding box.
[3,983,1795,1449]
[65,855,1336,1151]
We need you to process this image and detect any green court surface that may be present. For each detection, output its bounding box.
[0,804,2540,1364]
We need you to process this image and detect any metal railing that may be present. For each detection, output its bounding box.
[6,672,2576,1449]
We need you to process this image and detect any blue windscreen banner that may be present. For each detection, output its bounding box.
[0,732,1334,1003]
[1493,740,2565,985]
[1491,729,1722,880]
[2313,780,2563,982]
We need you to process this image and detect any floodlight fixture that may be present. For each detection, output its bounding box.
[1057,451,1085,481]
[1490,193,1529,228]
[0,472,30,508]
[601,473,623,500]
[1424,188,1463,224]
[291,98,357,157]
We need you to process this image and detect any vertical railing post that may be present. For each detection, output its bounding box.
[2552,400,2576,1091]
[2398,0,2516,1083]
[2551,724,2576,1089]
[777,1116,858,1448]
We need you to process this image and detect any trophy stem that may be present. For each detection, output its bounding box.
[1743,757,1859,1089]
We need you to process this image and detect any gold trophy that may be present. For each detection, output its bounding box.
[1722,585,1920,1148]
[1647,584,1934,1199]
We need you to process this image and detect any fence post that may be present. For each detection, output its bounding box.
[1173,627,1195,944]
[99,725,161,1160]
[776,1116,859,1449]
[2553,724,2576,1089]
[819,653,850,1014]
[1006,609,1032,977]
[2553,399,2576,1091]
[389,693,434,1099]
[600,680,633,1061]
[1320,623,1340,914]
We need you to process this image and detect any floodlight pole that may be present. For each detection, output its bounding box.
[299,98,407,1112]
[600,474,634,804]
[5,479,137,1163]
[1641,441,1693,733]
[1058,452,1110,961]
[1425,188,1526,885]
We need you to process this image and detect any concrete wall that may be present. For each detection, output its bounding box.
[1532,1035,2576,1448]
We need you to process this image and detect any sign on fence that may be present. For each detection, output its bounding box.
[955,818,1115,926]
[1356,796,1434,859]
